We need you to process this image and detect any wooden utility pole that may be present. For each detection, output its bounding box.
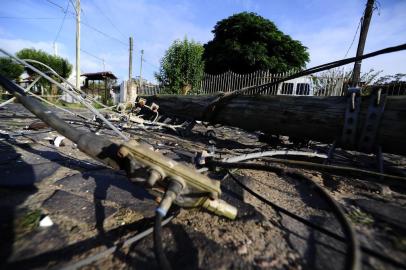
[351,0,374,86]
[129,37,133,82]
[75,0,81,90]
[139,49,144,87]
[144,94,406,156]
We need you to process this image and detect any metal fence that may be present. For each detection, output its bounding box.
[138,84,161,95]
[136,69,406,97]
[199,70,297,95]
[369,82,406,96]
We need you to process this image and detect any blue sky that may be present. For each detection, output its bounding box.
[1,0,405,83]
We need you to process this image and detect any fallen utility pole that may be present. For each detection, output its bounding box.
[143,94,406,155]
[0,74,237,220]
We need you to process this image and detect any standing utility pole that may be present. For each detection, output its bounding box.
[139,49,144,87]
[129,37,133,82]
[351,0,374,86]
[75,0,81,90]
[53,42,58,56]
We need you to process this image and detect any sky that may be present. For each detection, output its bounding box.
[0,0,405,83]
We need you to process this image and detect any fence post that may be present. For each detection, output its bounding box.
[227,71,231,92]
[210,74,214,94]
[232,71,236,92]
[219,73,224,92]
[217,74,221,93]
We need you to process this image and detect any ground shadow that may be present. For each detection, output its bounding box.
[0,140,38,267]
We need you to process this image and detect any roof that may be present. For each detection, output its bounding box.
[81,71,118,80]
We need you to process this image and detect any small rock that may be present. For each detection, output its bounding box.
[237,244,248,255]
[26,121,48,130]
[255,257,279,268]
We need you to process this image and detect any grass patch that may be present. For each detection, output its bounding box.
[393,236,406,252]
[15,209,42,237]
[347,208,374,226]
[113,208,143,226]
[55,100,85,109]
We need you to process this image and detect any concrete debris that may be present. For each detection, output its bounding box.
[53,136,65,147]
[39,215,53,227]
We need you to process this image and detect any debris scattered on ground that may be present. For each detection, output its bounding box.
[1,103,405,270]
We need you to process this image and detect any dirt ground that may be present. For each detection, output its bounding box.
[0,103,405,270]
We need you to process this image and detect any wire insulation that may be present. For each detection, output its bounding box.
[221,167,360,270]
[154,213,172,270]
[224,171,405,269]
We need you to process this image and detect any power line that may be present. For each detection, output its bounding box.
[344,18,362,58]
[0,16,62,20]
[68,0,83,15]
[43,0,126,47]
[53,0,70,44]
[45,0,66,11]
[44,0,76,16]
[80,21,127,46]
[80,49,106,70]
[68,0,77,14]
[91,0,126,40]
[144,59,160,70]
[80,49,103,62]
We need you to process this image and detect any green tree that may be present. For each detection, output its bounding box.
[16,48,72,79]
[155,37,204,94]
[0,57,24,80]
[203,12,309,74]
[16,48,72,99]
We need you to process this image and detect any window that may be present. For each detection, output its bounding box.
[281,83,294,95]
[296,83,310,95]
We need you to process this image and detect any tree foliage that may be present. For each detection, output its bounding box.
[155,38,204,94]
[375,73,406,84]
[16,48,72,79]
[0,57,24,80]
[203,12,309,74]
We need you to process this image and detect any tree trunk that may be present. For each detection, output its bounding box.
[143,94,406,155]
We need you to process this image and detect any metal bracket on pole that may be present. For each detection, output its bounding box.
[324,141,337,165]
[358,88,386,153]
[341,87,362,149]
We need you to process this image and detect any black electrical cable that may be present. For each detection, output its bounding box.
[153,181,183,270]
[6,210,179,269]
[154,213,172,270]
[212,158,406,188]
[210,161,361,270]
[224,171,406,269]
[203,43,406,122]
[250,43,406,96]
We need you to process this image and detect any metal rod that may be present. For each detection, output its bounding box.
[0,48,128,141]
